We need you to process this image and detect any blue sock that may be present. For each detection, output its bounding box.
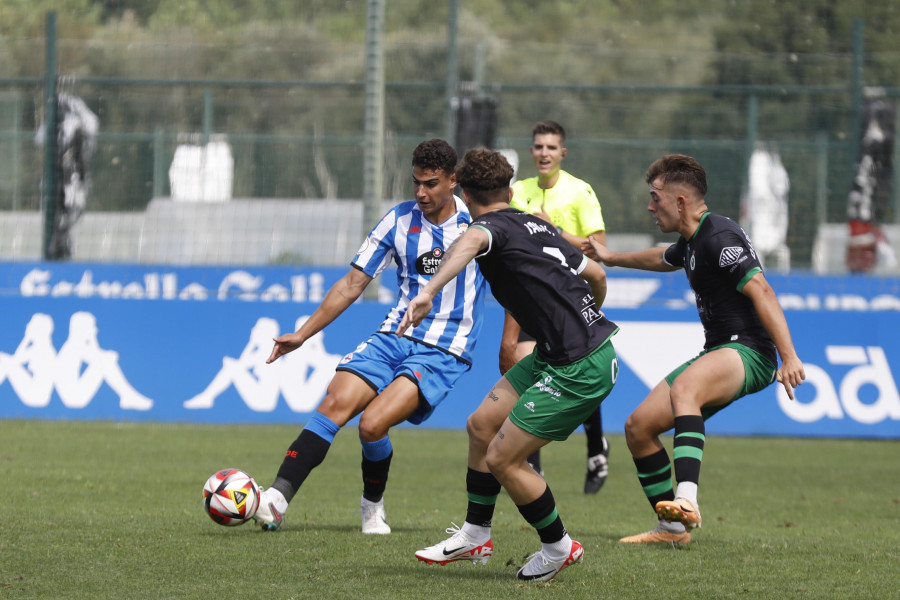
[305,412,341,444]
[361,435,393,461]
[361,436,394,502]
[274,413,342,500]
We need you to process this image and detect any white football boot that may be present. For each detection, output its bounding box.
[415,523,493,565]
[253,486,286,531]
[516,540,584,582]
[360,496,391,535]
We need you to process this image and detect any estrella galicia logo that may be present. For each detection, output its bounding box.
[416,247,444,275]
[719,246,743,267]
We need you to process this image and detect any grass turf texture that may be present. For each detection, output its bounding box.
[3,420,898,599]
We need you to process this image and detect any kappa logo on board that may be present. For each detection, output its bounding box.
[0,312,152,410]
[185,316,342,413]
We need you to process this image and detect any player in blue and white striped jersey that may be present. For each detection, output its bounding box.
[252,139,487,535]
[353,194,482,364]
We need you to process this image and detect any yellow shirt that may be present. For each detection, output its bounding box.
[511,170,606,237]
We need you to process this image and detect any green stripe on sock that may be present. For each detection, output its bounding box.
[637,464,672,478]
[675,431,706,442]
[643,480,673,497]
[531,508,559,530]
[467,492,499,506]
[673,446,704,461]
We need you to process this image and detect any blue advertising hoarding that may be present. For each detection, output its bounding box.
[0,262,898,439]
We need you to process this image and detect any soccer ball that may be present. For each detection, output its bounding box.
[202,468,260,526]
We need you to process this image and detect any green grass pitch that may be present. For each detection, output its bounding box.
[3,419,898,599]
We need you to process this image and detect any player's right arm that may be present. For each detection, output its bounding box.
[578,256,608,307]
[396,226,490,335]
[267,268,372,363]
[587,237,677,272]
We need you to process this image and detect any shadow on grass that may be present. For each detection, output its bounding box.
[364,561,522,583]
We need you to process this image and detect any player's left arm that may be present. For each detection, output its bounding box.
[396,227,490,334]
[741,272,806,399]
[499,312,522,375]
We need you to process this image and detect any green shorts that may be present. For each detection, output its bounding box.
[504,338,618,441]
[664,342,777,420]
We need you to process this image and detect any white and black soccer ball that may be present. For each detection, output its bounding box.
[202,468,260,526]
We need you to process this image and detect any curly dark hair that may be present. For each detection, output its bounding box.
[645,154,708,196]
[412,139,457,174]
[455,148,514,205]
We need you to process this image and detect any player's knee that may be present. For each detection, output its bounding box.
[669,379,701,413]
[466,412,494,448]
[465,414,480,441]
[483,441,510,479]
[623,414,637,442]
[623,413,650,449]
[357,415,389,442]
[315,393,354,426]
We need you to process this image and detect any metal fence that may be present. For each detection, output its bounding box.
[1,20,899,272]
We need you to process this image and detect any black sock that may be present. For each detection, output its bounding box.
[582,407,605,456]
[361,452,393,503]
[526,450,542,472]
[634,448,674,512]
[273,429,332,502]
[271,477,294,502]
[517,485,566,544]
[465,468,501,528]
[673,415,706,486]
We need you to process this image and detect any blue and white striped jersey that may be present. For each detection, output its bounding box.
[352,196,485,364]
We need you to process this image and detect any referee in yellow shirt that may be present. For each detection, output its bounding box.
[500,120,610,494]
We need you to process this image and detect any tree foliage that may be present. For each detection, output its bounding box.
[709,0,900,87]
[0,0,896,252]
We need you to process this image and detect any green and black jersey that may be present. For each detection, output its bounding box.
[471,208,617,366]
[663,212,776,365]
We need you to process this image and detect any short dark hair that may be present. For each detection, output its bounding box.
[532,120,566,144]
[645,154,708,196]
[455,148,514,205]
[412,139,457,174]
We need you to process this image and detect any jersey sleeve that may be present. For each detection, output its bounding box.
[351,209,397,277]
[663,238,685,268]
[469,224,494,259]
[709,229,764,289]
[573,253,590,275]
[470,216,506,256]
